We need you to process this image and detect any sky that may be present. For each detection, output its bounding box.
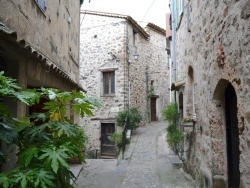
[81,0,170,29]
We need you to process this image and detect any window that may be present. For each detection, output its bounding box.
[103,71,115,95]
[35,0,46,12]
[175,0,184,29]
[132,30,136,46]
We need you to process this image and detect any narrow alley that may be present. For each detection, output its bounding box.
[74,122,197,188]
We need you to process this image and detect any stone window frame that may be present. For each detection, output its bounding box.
[99,68,118,97]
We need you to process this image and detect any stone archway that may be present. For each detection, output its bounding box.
[225,84,240,188]
[211,79,240,187]
[179,92,183,119]
[186,66,194,117]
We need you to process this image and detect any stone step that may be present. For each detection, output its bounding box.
[168,155,183,169]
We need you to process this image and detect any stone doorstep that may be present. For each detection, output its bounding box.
[70,164,84,184]
[168,155,183,169]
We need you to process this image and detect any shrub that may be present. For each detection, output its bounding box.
[161,102,179,126]
[110,132,122,147]
[162,102,185,155]
[0,72,101,188]
[116,107,142,131]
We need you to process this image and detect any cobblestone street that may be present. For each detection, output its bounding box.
[74,121,197,188]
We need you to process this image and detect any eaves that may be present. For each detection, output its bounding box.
[0,22,85,92]
[81,10,149,40]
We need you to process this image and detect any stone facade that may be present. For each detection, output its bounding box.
[79,11,169,152]
[0,0,80,83]
[171,0,250,187]
[0,0,81,171]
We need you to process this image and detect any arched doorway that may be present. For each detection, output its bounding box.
[186,66,194,117]
[225,84,240,188]
[179,92,183,119]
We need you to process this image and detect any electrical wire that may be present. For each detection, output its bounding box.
[140,0,157,23]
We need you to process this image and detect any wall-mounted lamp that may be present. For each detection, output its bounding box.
[133,51,139,61]
[133,47,139,61]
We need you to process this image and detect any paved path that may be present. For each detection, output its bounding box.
[74,121,197,188]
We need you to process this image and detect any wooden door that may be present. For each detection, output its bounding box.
[225,84,240,188]
[101,123,115,156]
[151,98,157,121]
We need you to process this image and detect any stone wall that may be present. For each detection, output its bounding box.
[79,12,169,151]
[174,0,250,187]
[0,0,80,83]
[79,13,129,150]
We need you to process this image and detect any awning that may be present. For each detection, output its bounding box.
[171,80,185,91]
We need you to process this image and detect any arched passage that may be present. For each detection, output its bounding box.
[225,84,240,188]
[179,92,183,119]
[186,66,194,117]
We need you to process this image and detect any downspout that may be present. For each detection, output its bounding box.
[170,0,177,102]
[145,66,150,122]
[168,53,172,102]
[126,22,130,110]
[124,21,127,111]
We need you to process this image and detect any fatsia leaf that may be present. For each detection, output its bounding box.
[0,71,20,97]
[33,169,55,187]
[50,112,61,122]
[53,122,77,137]
[43,101,58,112]
[13,117,31,132]
[18,144,39,167]
[26,123,49,142]
[13,172,27,188]
[14,89,41,106]
[0,122,18,144]
[48,89,57,100]
[0,174,9,188]
[39,147,70,173]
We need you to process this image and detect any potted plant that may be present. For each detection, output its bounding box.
[181,117,195,131]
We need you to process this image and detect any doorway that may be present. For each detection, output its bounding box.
[179,92,183,119]
[225,84,240,188]
[151,97,157,121]
[101,123,115,157]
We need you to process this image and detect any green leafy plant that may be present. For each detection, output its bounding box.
[182,117,193,122]
[148,86,155,98]
[116,107,142,131]
[0,72,101,188]
[110,132,122,147]
[161,102,179,126]
[162,102,189,170]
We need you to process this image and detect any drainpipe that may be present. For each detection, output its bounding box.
[168,53,172,103]
[145,66,150,121]
[128,60,131,109]
[170,0,177,102]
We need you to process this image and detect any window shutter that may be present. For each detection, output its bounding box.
[36,0,46,12]
[186,2,191,32]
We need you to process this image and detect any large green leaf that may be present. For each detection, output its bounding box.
[0,122,18,144]
[0,71,20,97]
[13,172,27,188]
[39,147,71,173]
[14,89,41,106]
[51,122,77,137]
[13,117,31,132]
[18,144,39,167]
[32,169,55,188]
[0,174,10,188]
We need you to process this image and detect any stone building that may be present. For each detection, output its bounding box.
[0,0,82,171]
[170,0,250,187]
[79,10,169,157]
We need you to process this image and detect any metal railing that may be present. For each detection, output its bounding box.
[121,116,129,159]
